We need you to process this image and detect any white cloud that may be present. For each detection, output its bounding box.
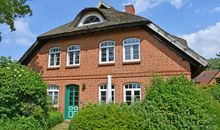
[0,19,36,46]
[124,0,186,13]
[181,22,220,59]
[210,6,220,13]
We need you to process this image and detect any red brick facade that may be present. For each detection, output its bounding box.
[28,27,191,114]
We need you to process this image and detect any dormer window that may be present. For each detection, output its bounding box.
[83,16,100,25]
[78,12,104,27]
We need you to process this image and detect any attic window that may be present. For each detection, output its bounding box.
[83,16,100,25]
[78,13,104,27]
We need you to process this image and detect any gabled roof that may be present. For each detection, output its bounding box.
[19,2,208,78]
[194,70,220,84]
[38,7,149,40]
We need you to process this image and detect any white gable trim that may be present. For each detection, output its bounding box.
[147,23,208,67]
[97,1,111,9]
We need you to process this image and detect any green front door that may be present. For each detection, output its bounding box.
[65,85,79,120]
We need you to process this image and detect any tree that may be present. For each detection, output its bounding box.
[0,0,32,41]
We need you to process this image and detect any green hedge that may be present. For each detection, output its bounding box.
[211,85,220,103]
[69,76,220,130]
[69,103,142,130]
[46,110,63,129]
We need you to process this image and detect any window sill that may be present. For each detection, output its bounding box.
[47,66,60,70]
[99,62,115,66]
[65,65,80,69]
[123,60,141,65]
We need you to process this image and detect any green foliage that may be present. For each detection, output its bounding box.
[211,85,220,103]
[207,58,220,70]
[0,0,32,31]
[0,57,49,129]
[0,116,44,130]
[46,110,63,129]
[138,76,220,129]
[69,103,142,130]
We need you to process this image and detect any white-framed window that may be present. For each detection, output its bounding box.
[123,38,141,62]
[67,45,80,66]
[78,13,104,27]
[99,84,115,103]
[99,41,115,64]
[48,47,61,67]
[48,85,59,107]
[124,83,141,105]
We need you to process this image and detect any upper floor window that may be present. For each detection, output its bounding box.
[83,16,100,25]
[99,41,115,64]
[67,45,80,66]
[48,47,61,67]
[48,85,59,107]
[124,83,141,105]
[99,84,115,103]
[123,38,141,62]
[78,13,104,27]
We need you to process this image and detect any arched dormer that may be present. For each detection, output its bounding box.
[77,11,105,27]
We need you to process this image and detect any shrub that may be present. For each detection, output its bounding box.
[0,116,44,130]
[0,57,49,128]
[46,110,63,129]
[69,103,142,130]
[211,85,220,103]
[139,76,220,129]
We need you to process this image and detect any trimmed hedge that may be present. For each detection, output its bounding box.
[46,110,63,129]
[69,76,220,130]
[211,85,220,103]
[69,103,142,130]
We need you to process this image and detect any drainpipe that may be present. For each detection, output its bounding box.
[106,75,112,103]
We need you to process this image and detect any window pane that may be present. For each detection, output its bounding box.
[101,48,107,62]
[50,54,55,66]
[125,46,131,60]
[101,91,106,102]
[108,47,114,61]
[69,52,74,65]
[74,51,80,64]
[55,53,60,65]
[111,91,114,102]
[133,45,139,59]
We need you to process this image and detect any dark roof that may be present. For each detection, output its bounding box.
[38,7,149,40]
[19,2,208,78]
[194,70,220,84]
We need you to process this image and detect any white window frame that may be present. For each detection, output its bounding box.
[123,38,141,62]
[99,40,115,64]
[123,83,141,104]
[66,45,80,66]
[47,85,59,107]
[99,84,115,103]
[48,47,61,68]
[78,12,104,27]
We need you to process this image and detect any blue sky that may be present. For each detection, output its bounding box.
[0,0,220,60]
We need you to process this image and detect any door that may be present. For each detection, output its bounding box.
[65,85,79,120]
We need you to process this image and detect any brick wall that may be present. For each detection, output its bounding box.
[28,27,191,114]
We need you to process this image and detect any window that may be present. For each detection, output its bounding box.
[48,85,59,107]
[78,13,104,27]
[67,45,80,66]
[123,38,141,62]
[99,84,115,103]
[124,83,141,105]
[99,41,115,64]
[48,47,61,67]
[83,16,100,25]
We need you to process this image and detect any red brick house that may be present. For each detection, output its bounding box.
[19,2,208,120]
[194,70,220,85]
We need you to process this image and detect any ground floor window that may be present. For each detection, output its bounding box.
[99,84,115,103]
[124,83,141,105]
[48,85,59,107]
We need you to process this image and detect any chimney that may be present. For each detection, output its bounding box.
[125,5,135,15]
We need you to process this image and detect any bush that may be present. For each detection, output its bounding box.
[0,116,44,130]
[0,57,49,128]
[211,85,220,103]
[139,76,220,129]
[46,110,63,129]
[69,103,142,130]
